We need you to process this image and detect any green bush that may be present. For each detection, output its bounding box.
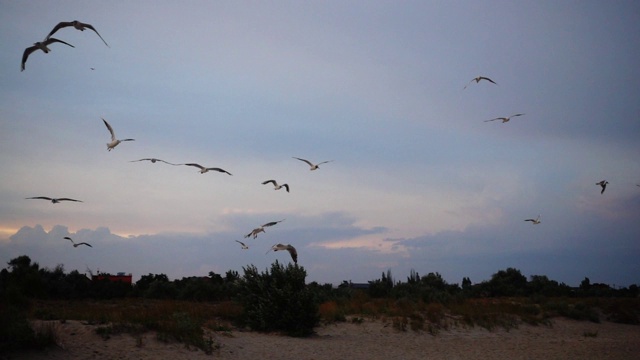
[235,261,319,337]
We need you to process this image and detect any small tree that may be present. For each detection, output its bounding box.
[235,261,319,337]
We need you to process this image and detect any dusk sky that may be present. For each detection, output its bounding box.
[1,1,639,287]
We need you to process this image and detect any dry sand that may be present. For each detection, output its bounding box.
[6,318,640,360]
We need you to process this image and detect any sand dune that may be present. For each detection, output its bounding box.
[9,318,640,360]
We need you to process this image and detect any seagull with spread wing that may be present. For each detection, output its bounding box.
[102,118,134,151]
[235,240,249,249]
[596,180,609,194]
[26,196,82,204]
[244,219,286,239]
[183,163,232,175]
[262,180,289,192]
[266,243,298,264]
[484,113,525,123]
[130,158,178,165]
[524,215,541,225]
[21,38,74,71]
[464,76,497,89]
[293,157,332,171]
[64,237,92,248]
[47,20,109,47]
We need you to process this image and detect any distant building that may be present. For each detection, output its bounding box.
[92,272,133,285]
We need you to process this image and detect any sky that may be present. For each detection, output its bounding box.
[1,1,639,287]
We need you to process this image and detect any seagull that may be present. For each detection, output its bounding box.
[235,240,249,249]
[484,113,525,123]
[293,157,333,171]
[130,158,178,165]
[596,180,609,194]
[262,180,289,192]
[524,215,541,225]
[244,219,286,239]
[46,20,109,47]
[102,118,134,151]
[21,37,74,71]
[464,76,497,89]
[64,236,92,248]
[26,196,82,204]
[266,243,298,264]
[183,163,232,175]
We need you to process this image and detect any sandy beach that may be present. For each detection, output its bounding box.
[6,317,639,360]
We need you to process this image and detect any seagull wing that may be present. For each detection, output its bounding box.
[64,236,74,242]
[262,219,285,227]
[293,157,313,167]
[26,196,53,201]
[317,160,333,165]
[21,45,39,71]
[524,219,535,222]
[262,180,277,186]
[82,23,110,47]
[46,21,74,39]
[102,118,116,141]
[209,167,232,175]
[484,118,503,122]
[235,240,248,248]
[479,76,497,85]
[46,37,75,48]
[57,198,82,202]
[287,245,298,264]
[282,184,290,192]
[78,242,92,247]
[184,163,205,170]
[510,113,525,118]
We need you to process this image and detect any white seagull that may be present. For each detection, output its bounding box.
[64,236,92,248]
[184,163,232,175]
[102,118,134,151]
[266,243,298,264]
[130,158,178,165]
[235,240,249,249]
[47,20,109,47]
[596,180,609,194]
[464,76,497,89]
[293,157,333,171]
[484,113,525,123]
[26,196,82,204]
[21,37,74,71]
[524,215,541,225]
[244,219,286,239]
[262,180,289,192]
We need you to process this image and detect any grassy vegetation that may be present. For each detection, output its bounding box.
[27,298,240,354]
[318,295,640,333]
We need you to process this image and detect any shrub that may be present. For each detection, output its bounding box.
[235,261,319,337]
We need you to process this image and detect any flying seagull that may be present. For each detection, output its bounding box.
[26,196,82,204]
[596,180,609,194]
[235,240,249,249]
[183,163,232,175]
[21,38,74,71]
[47,20,109,47]
[524,215,541,225]
[484,113,525,123]
[293,157,333,171]
[262,180,289,192]
[244,219,286,239]
[464,76,497,89]
[130,158,178,165]
[64,236,92,248]
[102,118,134,151]
[266,243,298,264]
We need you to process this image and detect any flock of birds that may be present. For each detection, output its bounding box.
[462,76,632,226]
[19,20,638,271]
[21,22,332,265]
